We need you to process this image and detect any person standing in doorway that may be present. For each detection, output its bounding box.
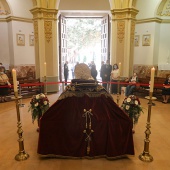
[100,61,105,86]
[64,61,69,85]
[111,64,119,94]
[91,64,98,80]
[102,60,112,89]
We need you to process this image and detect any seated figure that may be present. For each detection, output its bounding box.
[0,66,11,102]
[162,75,170,103]
[38,63,134,159]
[125,73,138,97]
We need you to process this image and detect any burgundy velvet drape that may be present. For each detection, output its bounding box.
[38,94,134,158]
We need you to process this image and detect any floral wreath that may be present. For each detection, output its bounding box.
[28,93,50,123]
[121,95,143,125]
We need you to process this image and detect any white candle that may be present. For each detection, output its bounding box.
[150,67,155,92]
[12,69,18,93]
[44,62,46,77]
[118,62,121,76]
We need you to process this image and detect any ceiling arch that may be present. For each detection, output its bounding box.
[0,0,11,15]
[109,0,137,9]
[33,0,58,8]
[157,0,170,16]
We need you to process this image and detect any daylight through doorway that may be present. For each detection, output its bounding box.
[66,18,102,81]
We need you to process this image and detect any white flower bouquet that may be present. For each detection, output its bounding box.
[28,93,50,123]
[121,95,143,124]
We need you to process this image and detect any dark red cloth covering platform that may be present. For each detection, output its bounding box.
[38,79,134,159]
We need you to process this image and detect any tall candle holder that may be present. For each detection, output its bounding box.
[116,78,120,106]
[14,92,29,161]
[139,91,153,162]
[44,76,47,95]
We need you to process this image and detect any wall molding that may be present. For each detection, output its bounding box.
[0,16,33,23]
[136,17,170,24]
[0,16,170,24]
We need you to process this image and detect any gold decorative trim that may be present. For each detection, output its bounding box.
[117,21,125,43]
[111,8,139,14]
[30,7,58,20]
[38,153,129,160]
[116,13,126,19]
[161,19,170,23]
[44,21,52,43]
[83,109,94,155]
[131,21,135,42]
[6,16,32,23]
[0,18,6,22]
[34,21,38,42]
[157,0,170,16]
[44,12,53,18]
[136,17,162,24]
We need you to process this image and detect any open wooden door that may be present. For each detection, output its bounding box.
[58,15,67,82]
[101,15,110,62]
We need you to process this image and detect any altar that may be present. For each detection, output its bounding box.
[37,79,134,159]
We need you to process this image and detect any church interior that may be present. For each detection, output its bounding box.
[0,0,170,169]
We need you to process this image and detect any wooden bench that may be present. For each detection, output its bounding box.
[133,77,166,100]
[8,77,43,98]
[19,78,43,98]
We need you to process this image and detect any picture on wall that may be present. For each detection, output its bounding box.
[142,34,151,46]
[134,35,140,46]
[29,34,34,46]
[16,34,25,46]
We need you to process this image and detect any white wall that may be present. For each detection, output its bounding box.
[158,23,170,64]
[7,0,33,18]
[136,0,161,19]
[153,22,160,65]
[12,21,35,65]
[0,22,10,69]
[134,22,156,65]
[8,21,14,66]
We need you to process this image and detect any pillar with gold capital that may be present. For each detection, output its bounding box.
[30,6,59,93]
[109,0,138,77]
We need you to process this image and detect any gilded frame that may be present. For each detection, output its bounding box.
[142,34,151,46]
[16,34,25,46]
[134,35,140,46]
[29,34,34,46]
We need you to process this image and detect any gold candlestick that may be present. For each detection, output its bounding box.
[139,92,153,162]
[44,76,47,95]
[116,78,120,106]
[14,92,29,161]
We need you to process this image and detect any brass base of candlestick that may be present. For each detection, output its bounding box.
[15,151,29,161]
[139,92,153,162]
[14,94,29,161]
[139,152,153,162]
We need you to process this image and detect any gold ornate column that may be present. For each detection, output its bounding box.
[110,7,138,77]
[30,7,59,92]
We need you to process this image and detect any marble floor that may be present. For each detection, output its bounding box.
[0,92,170,170]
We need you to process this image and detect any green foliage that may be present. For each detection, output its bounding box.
[66,18,101,50]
